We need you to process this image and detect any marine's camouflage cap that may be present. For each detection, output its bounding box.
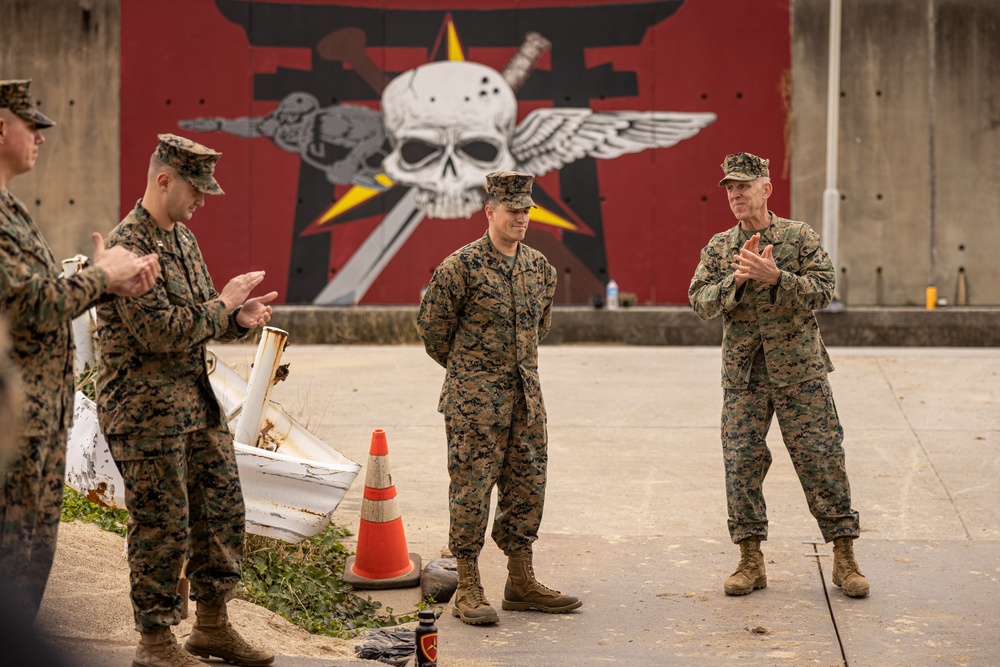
[485,170,536,209]
[0,79,55,129]
[154,133,224,195]
[718,152,770,187]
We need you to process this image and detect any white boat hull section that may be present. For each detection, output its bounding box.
[65,353,361,544]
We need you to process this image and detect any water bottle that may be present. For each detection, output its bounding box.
[414,609,438,666]
[605,279,619,310]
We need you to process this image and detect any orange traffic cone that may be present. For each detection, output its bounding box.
[343,429,422,589]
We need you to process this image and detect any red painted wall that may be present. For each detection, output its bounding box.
[121,0,790,305]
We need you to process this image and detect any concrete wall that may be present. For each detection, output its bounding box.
[1,0,120,264]
[261,305,1000,347]
[792,0,1000,306]
[4,0,998,306]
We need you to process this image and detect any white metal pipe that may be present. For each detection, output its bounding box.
[233,326,288,449]
[926,0,938,287]
[62,255,96,375]
[822,0,843,276]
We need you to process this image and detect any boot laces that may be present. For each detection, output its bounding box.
[838,551,861,575]
[215,620,255,651]
[735,542,760,573]
[835,541,862,576]
[149,632,202,665]
[176,645,206,667]
[467,584,488,606]
[196,609,256,653]
[525,562,561,596]
[462,564,489,606]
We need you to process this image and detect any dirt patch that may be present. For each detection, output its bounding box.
[36,520,358,661]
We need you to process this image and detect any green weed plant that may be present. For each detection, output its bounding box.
[61,487,129,537]
[240,525,418,636]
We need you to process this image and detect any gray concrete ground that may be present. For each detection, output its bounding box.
[47,345,1000,666]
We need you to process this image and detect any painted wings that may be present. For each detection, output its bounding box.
[510,109,717,176]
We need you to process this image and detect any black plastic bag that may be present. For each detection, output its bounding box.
[355,627,416,667]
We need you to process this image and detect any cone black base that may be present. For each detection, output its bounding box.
[343,553,422,589]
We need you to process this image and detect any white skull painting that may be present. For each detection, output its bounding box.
[381,61,518,219]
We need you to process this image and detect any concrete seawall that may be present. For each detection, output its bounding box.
[264,305,1000,347]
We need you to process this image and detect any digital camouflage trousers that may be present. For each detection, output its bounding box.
[0,431,66,620]
[110,425,245,633]
[445,392,547,559]
[721,353,860,544]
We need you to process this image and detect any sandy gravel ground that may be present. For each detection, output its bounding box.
[37,520,361,661]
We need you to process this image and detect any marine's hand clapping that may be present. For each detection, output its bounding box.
[731,233,780,287]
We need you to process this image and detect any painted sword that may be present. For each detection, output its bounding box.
[311,187,425,305]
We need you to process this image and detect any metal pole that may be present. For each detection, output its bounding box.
[926,0,938,306]
[821,0,845,312]
[234,326,289,448]
[822,0,842,280]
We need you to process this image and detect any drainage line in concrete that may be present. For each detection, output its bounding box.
[805,540,849,667]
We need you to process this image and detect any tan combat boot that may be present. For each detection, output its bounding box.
[183,602,274,666]
[832,537,870,597]
[133,627,209,667]
[452,557,500,625]
[501,553,582,613]
[724,537,767,595]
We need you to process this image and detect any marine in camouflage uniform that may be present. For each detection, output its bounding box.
[0,316,77,667]
[0,317,19,465]
[689,152,869,598]
[0,79,159,620]
[417,170,580,625]
[96,134,276,666]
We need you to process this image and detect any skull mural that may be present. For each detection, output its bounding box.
[381,61,518,219]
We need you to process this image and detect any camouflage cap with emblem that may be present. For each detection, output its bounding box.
[0,79,55,129]
[718,152,770,187]
[485,170,536,209]
[153,133,224,195]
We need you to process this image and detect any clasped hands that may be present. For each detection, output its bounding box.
[92,232,161,297]
[731,233,781,287]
